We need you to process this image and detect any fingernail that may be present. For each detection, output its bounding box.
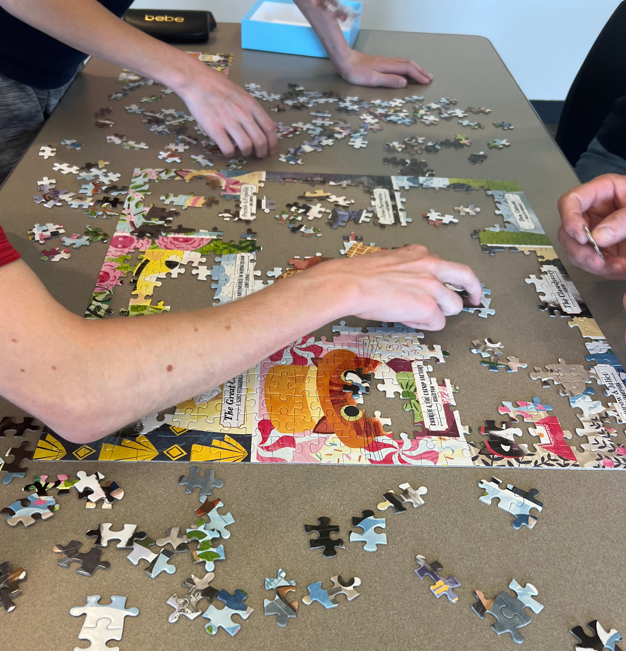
[595,225,613,244]
[610,261,622,271]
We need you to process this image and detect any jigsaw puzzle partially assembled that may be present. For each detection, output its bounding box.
[28,167,626,470]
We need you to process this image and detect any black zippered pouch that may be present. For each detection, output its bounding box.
[123,9,216,43]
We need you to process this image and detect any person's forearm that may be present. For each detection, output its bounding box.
[2,261,348,442]
[0,0,202,93]
[292,0,354,74]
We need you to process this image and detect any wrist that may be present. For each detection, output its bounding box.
[161,53,207,98]
[298,258,362,322]
[332,46,359,79]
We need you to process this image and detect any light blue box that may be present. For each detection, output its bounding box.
[242,0,362,59]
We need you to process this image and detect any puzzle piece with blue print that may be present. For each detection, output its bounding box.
[349,510,387,551]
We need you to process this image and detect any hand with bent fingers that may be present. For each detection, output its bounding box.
[180,66,278,159]
[558,174,626,280]
[336,50,433,88]
[310,244,482,331]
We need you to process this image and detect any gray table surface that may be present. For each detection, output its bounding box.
[1,24,625,651]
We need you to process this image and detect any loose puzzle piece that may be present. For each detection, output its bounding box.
[195,498,234,538]
[187,520,226,572]
[415,555,460,603]
[156,527,189,553]
[203,589,253,636]
[0,417,40,437]
[179,466,224,501]
[126,537,158,566]
[304,517,345,558]
[264,569,298,628]
[54,540,111,577]
[86,523,146,549]
[377,482,428,513]
[1,441,34,484]
[302,576,361,608]
[472,580,542,644]
[350,510,387,551]
[478,477,543,529]
[74,469,124,510]
[167,573,219,623]
[145,549,177,578]
[570,620,623,651]
[0,561,26,613]
[2,494,59,527]
[70,595,138,650]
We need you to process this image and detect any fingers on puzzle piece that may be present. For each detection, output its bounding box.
[304,517,345,558]
[349,510,387,552]
[264,569,298,627]
[415,555,460,603]
[167,572,219,623]
[0,561,27,612]
[203,589,253,636]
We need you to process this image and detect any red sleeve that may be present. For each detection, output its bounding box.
[0,225,21,268]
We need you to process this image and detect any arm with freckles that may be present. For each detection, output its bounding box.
[0,246,481,443]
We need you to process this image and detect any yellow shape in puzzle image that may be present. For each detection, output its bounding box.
[171,367,259,435]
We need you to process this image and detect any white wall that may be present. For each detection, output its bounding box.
[130,0,622,101]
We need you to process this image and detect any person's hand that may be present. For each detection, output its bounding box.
[558,173,626,279]
[177,64,277,158]
[309,244,481,330]
[335,50,433,88]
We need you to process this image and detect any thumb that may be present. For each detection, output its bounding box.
[592,207,626,246]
